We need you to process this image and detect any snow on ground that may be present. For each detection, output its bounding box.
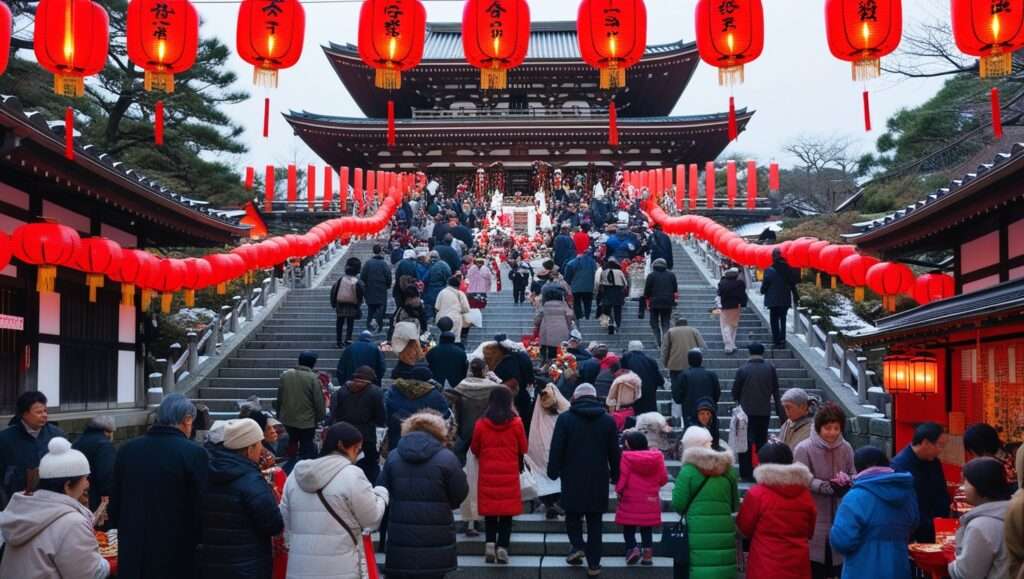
[832,294,873,334]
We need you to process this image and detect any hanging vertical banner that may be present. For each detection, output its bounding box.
[323,166,334,210]
[662,167,672,204]
[655,168,664,199]
[264,165,276,208]
[339,166,350,213]
[366,171,376,208]
[245,166,255,190]
[746,160,758,210]
[287,164,298,205]
[306,164,316,210]
[675,164,686,210]
[726,160,737,208]
[688,164,699,210]
[354,167,364,214]
[769,161,780,192]
[705,161,716,209]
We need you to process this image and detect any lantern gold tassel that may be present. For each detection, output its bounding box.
[852,59,880,82]
[160,292,174,314]
[53,74,85,97]
[121,284,136,307]
[36,266,57,293]
[184,289,195,308]
[718,65,745,87]
[375,67,402,90]
[253,67,279,88]
[216,282,227,295]
[481,65,507,90]
[86,273,104,303]
[141,289,154,311]
[599,61,626,90]
[145,70,175,93]
[980,50,1013,79]
[854,287,864,302]
[883,295,896,312]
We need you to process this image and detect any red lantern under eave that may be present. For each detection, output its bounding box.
[0,2,11,76]
[577,0,647,90]
[73,237,123,303]
[463,0,530,90]
[866,261,914,311]
[237,0,305,88]
[695,0,764,86]
[911,273,955,306]
[112,248,157,306]
[358,0,426,90]
[12,221,82,293]
[34,0,109,97]
[126,0,198,93]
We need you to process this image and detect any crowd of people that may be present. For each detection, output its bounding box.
[0,175,1021,579]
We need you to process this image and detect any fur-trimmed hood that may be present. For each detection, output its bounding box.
[753,463,812,498]
[400,410,448,441]
[682,445,734,476]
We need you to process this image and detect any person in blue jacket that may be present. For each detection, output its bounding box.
[553,226,577,270]
[830,446,919,579]
[384,364,451,449]
[564,249,598,320]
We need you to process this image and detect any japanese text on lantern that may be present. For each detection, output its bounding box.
[488,0,506,39]
[151,2,174,40]
[262,0,283,35]
[720,0,738,31]
[384,3,403,37]
[992,1,1011,15]
[859,0,877,21]
[604,7,620,37]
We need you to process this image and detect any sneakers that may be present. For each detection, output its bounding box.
[496,547,509,565]
[566,549,586,566]
[485,542,496,564]
[587,565,602,576]
[641,548,654,566]
[625,547,642,565]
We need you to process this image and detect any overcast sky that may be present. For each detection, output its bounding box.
[192,0,953,170]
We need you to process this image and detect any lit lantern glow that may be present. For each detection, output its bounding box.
[952,0,1024,78]
[910,352,939,395]
[463,0,530,90]
[236,0,305,87]
[883,354,912,394]
[358,0,427,90]
[695,0,764,86]
[126,0,198,92]
[34,0,109,96]
[577,0,647,90]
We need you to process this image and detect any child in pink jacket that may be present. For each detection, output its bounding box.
[615,430,669,565]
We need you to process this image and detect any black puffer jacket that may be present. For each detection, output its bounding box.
[643,266,678,309]
[378,428,469,576]
[762,257,800,309]
[199,446,284,579]
[547,396,621,513]
[72,427,116,511]
[718,273,748,309]
[360,255,393,306]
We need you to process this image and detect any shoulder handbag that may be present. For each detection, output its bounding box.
[656,475,713,572]
[317,478,381,579]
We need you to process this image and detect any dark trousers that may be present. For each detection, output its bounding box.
[356,446,380,483]
[336,317,354,345]
[485,516,513,548]
[811,542,841,579]
[606,304,623,333]
[513,286,527,304]
[566,511,604,569]
[769,306,789,345]
[285,426,317,461]
[541,345,559,361]
[650,308,672,345]
[623,525,654,550]
[367,303,386,332]
[574,292,594,319]
[739,415,771,480]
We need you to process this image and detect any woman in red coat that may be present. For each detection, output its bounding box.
[737,442,817,579]
[471,387,528,565]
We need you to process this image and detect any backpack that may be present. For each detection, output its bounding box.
[336,276,359,304]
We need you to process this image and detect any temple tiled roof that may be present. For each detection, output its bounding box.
[328,21,690,62]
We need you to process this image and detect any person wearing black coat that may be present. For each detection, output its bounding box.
[449,222,474,251]
[200,419,284,579]
[426,331,469,389]
[71,416,116,512]
[717,268,748,354]
[393,251,420,304]
[643,258,678,346]
[577,346,607,386]
[361,245,393,333]
[378,411,469,578]
[761,248,800,347]
[336,331,386,386]
[111,394,209,579]
[0,391,65,503]
[648,224,674,269]
[620,342,665,415]
[493,338,536,433]
[547,385,621,572]
[553,226,577,270]
[329,366,386,482]
[671,349,722,427]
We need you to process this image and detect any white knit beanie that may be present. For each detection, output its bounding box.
[39,437,90,479]
[223,418,264,450]
[681,426,713,450]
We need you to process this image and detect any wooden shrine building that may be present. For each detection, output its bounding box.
[848,144,1024,473]
[0,95,248,419]
[286,21,751,193]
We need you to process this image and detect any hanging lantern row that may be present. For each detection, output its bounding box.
[0,177,408,313]
[639,206,955,312]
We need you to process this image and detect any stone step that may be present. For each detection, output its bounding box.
[373,555,677,579]
[222,356,806,370]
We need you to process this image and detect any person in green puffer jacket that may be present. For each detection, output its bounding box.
[671,425,739,579]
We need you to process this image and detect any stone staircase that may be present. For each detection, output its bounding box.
[192,239,825,578]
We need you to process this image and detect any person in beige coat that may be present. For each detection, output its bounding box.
[1005,445,1024,579]
[0,437,110,579]
[436,274,471,343]
[662,317,707,378]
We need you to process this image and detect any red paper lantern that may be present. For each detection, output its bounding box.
[231,243,260,281]
[34,0,109,96]
[73,237,123,302]
[817,245,857,275]
[12,221,82,293]
[883,354,912,394]
[696,0,762,140]
[786,237,819,269]
[151,258,187,313]
[577,0,647,90]
[838,253,879,287]
[203,253,240,295]
[0,231,10,271]
[0,2,11,76]
[911,273,955,305]
[126,0,198,92]
[111,249,156,306]
[180,257,209,306]
[237,0,305,87]
[866,261,914,311]
[462,0,529,90]
[358,0,426,89]
[806,240,832,271]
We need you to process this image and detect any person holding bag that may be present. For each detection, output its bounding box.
[471,388,529,565]
[670,426,739,579]
[280,422,389,579]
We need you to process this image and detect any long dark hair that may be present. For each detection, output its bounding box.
[484,387,515,425]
